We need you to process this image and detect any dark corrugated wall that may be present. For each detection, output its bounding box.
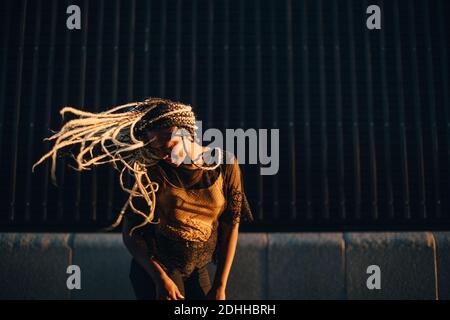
[0,0,449,231]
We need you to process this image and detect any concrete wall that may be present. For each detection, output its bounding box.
[0,232,448,300]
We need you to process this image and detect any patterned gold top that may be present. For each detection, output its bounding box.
[126,151,254,276]
[156,171,226,242]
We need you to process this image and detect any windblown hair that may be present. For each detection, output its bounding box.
[32,97,221,235]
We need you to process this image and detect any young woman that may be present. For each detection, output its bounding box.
[32,97,253,300]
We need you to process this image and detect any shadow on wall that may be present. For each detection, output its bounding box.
[0,232,449,300]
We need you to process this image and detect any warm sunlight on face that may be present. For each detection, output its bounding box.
[145,126,187,166]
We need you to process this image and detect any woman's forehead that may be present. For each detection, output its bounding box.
[145,126,179,144]
[146,126,176,137]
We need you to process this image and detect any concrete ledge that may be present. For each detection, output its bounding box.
[224,233,268,300]
[0,233,71,299]
[71,233,134,300]
[268,233,345,299]
[434,232,450,299]
[0,231,446,299]
[345,232,437,300]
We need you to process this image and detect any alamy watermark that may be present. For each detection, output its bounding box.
[366,265,381,290]
[67,4,382,31]
[66,265,81,290]
[171,121,279,176]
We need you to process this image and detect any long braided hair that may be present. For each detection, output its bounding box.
[32,97,222,235]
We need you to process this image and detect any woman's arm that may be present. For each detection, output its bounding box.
[122,216,184,300]
[209,221,240,300]
[122,216,164,281]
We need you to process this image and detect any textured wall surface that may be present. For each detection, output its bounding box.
[2,0,450,231]
[0,232,448,300]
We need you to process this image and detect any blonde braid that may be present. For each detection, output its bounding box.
[32,97,220,235]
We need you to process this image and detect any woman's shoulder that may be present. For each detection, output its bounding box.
[221,149,238,164]
[216,149,238,167]
[218,150,242,182]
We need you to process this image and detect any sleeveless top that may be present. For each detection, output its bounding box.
[156,169,226,242]
[125,150,254,277]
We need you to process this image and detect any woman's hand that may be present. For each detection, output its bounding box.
[155,275,185,300]
[206,285,226,300]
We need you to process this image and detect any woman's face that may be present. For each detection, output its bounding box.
[145,126,189,166]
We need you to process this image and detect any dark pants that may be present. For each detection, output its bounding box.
[129,259,212,300]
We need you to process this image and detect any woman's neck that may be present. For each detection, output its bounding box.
[184,142,206,170]
[166,141,205,170]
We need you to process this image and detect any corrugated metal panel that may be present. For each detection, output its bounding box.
[0,0,449,231]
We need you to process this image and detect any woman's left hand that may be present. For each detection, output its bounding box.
[207,286,226,300]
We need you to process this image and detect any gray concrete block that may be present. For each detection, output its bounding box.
[215,233,268,300]
[0,233,71,299]
[433,232,450,300]
[268,233,345,299]
[345,232,437,300]
[71,233,135,300]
